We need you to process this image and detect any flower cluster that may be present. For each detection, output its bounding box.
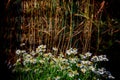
[36,45,46,53]
[91,55,109,62]
[13,45,115,80]
[93,68,115,79]
[66,48,77,55]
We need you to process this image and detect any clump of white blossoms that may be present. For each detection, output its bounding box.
[36,44,46,53]
[66,48,78,55]
[13,45,115,80]
[91,55,109,62]
[93,68,115,79]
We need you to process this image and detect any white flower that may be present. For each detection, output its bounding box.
[16,58,21,63]
[39,60,45,64]
[54,76,60,80]
[34,69,39,73]
[21,50,26,53]
[38,45,46,49]
[36,48,42,53]
[81,60,92,66]
[36,45,46,53]
[68,70,79,77]
[16,49,21,55]
[52,47,58,51]
[30,50,37,56]
[69,58,78,63]
[76,63,81,67]
[81,68,86,73]
[91,56,99,62]
[85,52,92,57]
[80,65,87,73]
[98,55,109,61]
[72,48,78,55]
[30,58,37,64]
[97,68,106,75]
[108,75,115,79]
[80,54,87,59]
[25,68,31,72]
[89,66,95,71]
[23,61,27,65]
[66,49,71,55]
[66,48,78,55]
[72,70,79,75]
[59,53,64,58]
[48,52,52,55]
[78,78,81,80]
[20,43,25,46]
[25,54,33,59]
[68,72,75,77]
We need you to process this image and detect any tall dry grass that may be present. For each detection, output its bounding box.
[20,0,105,54]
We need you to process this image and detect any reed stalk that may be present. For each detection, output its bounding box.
[20,0,104,54]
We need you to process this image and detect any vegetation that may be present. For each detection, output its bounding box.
[20,0,103,53]
[13,45,114,80]
[1,0,120,80]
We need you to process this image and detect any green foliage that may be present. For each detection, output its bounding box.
[13,45,114,80]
